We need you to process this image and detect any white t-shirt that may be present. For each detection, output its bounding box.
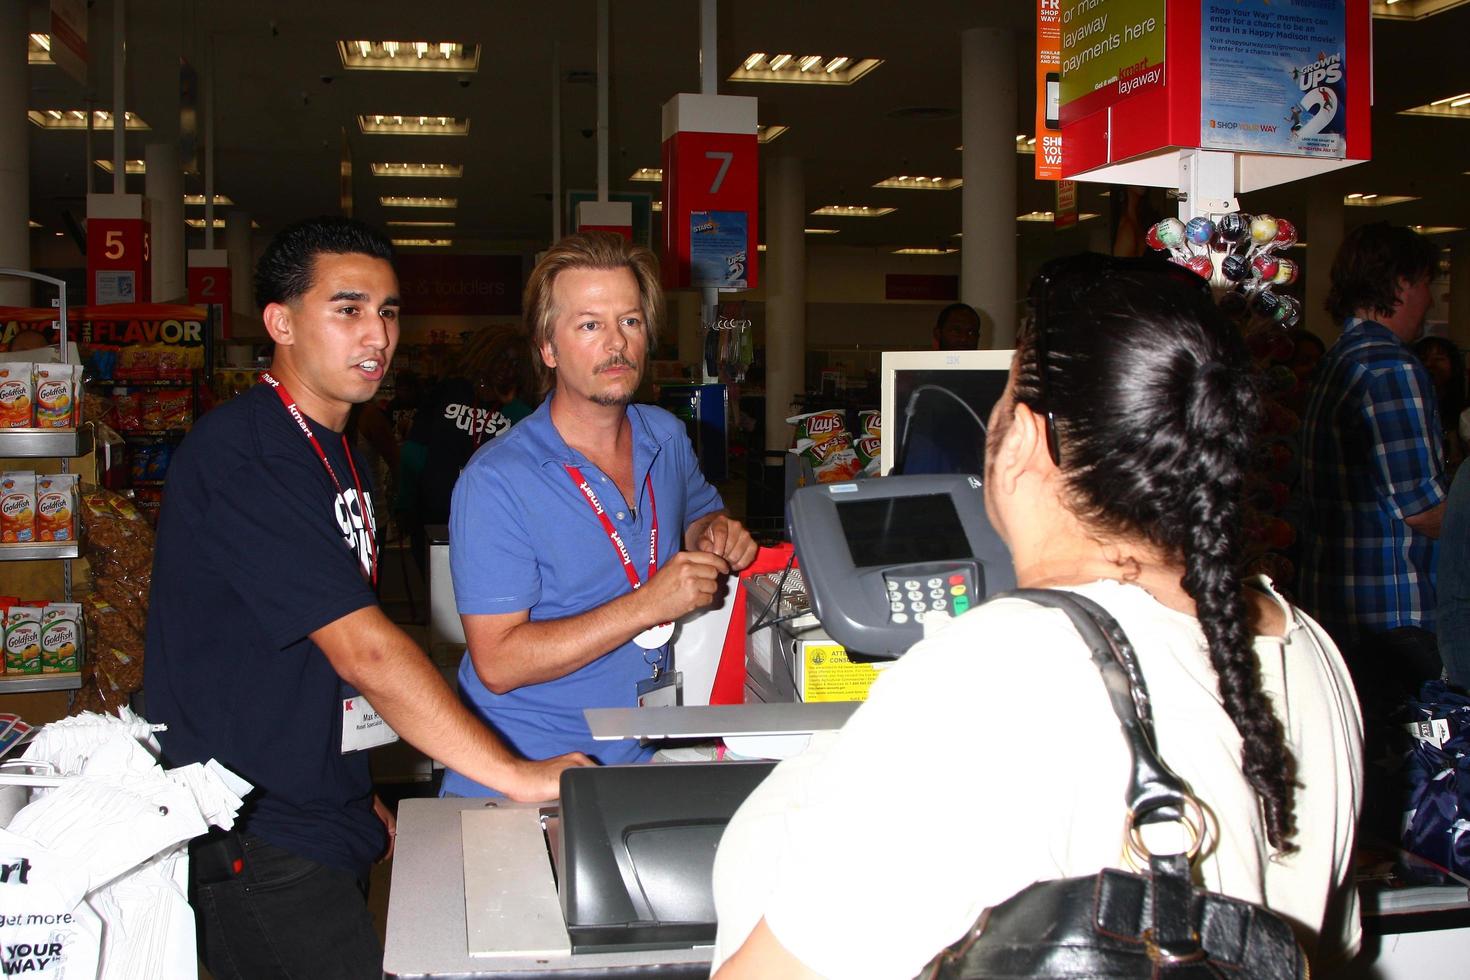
[710,579,1364,980]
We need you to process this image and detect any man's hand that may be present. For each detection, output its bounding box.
[373,793,397,863]
[637,550,731,624]
[689,514,759,572]
[502,751,597,802]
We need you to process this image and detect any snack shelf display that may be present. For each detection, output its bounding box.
[0,269,85,695]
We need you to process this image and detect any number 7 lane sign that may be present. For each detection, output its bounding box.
[661,94,759,291]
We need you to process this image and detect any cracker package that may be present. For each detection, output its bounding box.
[36,473,78,541]
[0,361,34,428]
[34,363,82,428]
[0,473,37,543]
[41,602,81,673]
[4,606,42,674]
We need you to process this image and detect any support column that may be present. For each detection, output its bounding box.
[146,143,185,302]
[1306,181,1344,340]
[225,211,253,329]
[1450,236,1470,351]
[0,5,31,304]
[764,156,806,453]
[961,28,1018,349]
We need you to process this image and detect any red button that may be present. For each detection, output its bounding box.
[948,574,964,585]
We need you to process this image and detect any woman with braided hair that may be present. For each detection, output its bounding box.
[711,254,1364,979]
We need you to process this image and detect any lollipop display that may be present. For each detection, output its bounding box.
[1144,208,1303,328]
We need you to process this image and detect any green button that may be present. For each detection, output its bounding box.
[953,596,969,613]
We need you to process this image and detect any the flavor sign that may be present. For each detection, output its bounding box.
[1058,0,1166,127]
[1200,0,1346,158]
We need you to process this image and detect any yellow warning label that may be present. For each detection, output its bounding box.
[803,643,879,702]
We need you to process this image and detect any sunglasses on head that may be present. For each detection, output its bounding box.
[1027,253,1212,467]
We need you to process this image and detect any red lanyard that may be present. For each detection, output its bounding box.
[261,373,378,587]
[564,466,657,591]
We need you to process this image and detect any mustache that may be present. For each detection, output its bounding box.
[595,355,637,373]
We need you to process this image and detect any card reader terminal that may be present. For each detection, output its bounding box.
[789,473,1014,658]
[883,563,979,624]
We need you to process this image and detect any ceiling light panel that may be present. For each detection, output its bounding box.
[811,205,895,217]
[358,115,469,136]
[1400,91,1470,118]
[730,52,882,85]
[630,168,663,182]
[339,41,480,72]
[186,218,259,229]
[370,162,463,178]
[1343,193,1421,206]
[1411,225,1466,234]
[28,110,149,131]
[804,228,839,234]
[757,124,789,143]
[391,238,454,247]
[184,194,235,206]
[873,176,963,191]
[651,201,664,212]
[1371,0,1470,20]
[1017,211,1056,222]
[386,220,455,228]
[28,33,52,64]
[94,159,146,175]
[893,247,958,255]
[380,196,458,208]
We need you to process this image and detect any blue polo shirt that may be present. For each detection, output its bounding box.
[443,395,723,794]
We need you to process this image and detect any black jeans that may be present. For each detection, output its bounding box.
[1345,626,1443,719]
[190,833,382,980]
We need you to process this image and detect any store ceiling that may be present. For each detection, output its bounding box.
[21,1,1470,265]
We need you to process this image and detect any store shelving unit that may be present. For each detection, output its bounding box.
[0,268,85,694]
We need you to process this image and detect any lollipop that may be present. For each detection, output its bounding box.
[1222,254,1252,282]
[1273,218,1297,249]
[1250,214,1279,247]
[1184,254,1214,279]
[1274,294,1302,326]
[1251,288,1282,318]
[1252,254,1280,281]
[1272,257,1298,286]
[1153,217,1187,250]
[1185,216,1215,246]
[1145,223,1165,251]
[1216,212,1249,243]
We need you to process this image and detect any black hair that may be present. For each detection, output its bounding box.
[1414,335,1466,427]
[1019,252,1298,851]
[253,216,395,311]
[934,302,980,328]
[1324,221,1439,323]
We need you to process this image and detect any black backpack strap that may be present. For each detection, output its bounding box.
[994,589,1195,826]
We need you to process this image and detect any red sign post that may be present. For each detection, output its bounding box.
[661,94,759,291]
[86,194,151,306]
[187,248,231,339]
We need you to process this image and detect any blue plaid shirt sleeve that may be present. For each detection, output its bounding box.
[1361,361,1448,521]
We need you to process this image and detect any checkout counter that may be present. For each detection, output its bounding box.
[387,476,1470,978]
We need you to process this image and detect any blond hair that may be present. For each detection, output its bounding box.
[523,232,663,393]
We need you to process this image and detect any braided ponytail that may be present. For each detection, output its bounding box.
[1180,363,1298,851]
[1018,255,1301,852]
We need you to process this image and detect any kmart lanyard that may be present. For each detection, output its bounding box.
[564,465,674,655]
[261,372,378,587]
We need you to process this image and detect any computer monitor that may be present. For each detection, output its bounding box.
[879,349,1015,477]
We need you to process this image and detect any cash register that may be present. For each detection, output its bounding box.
[547,474,1014,953]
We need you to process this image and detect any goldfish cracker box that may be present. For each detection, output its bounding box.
[0,360,34,428]
[41,602,82,673]
[0,473,37,543]
[36,474,78,541]
[4,606,42,674]
[34,363,82,428]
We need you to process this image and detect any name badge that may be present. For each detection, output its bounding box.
[637,670,682,709]
[341,696,400,753]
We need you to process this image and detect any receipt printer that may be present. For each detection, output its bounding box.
[788,474,1013,658]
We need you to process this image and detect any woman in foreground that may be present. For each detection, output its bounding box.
[711,254,1364,979]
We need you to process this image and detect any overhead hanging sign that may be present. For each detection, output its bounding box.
[1200,0,1346,159]
[1035,0,1063,180]
[661,93,759,292]
[86,194,151,307]
[1058,0,1166,127]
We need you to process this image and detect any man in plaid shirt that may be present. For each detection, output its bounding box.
[1296,221,1447,707]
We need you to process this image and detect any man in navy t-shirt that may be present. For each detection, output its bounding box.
[144,217,590,979]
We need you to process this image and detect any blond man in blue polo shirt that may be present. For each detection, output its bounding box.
[442,233,758,793]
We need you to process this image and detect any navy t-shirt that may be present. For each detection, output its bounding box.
[144,382,385,877]
[407,378,530,526]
